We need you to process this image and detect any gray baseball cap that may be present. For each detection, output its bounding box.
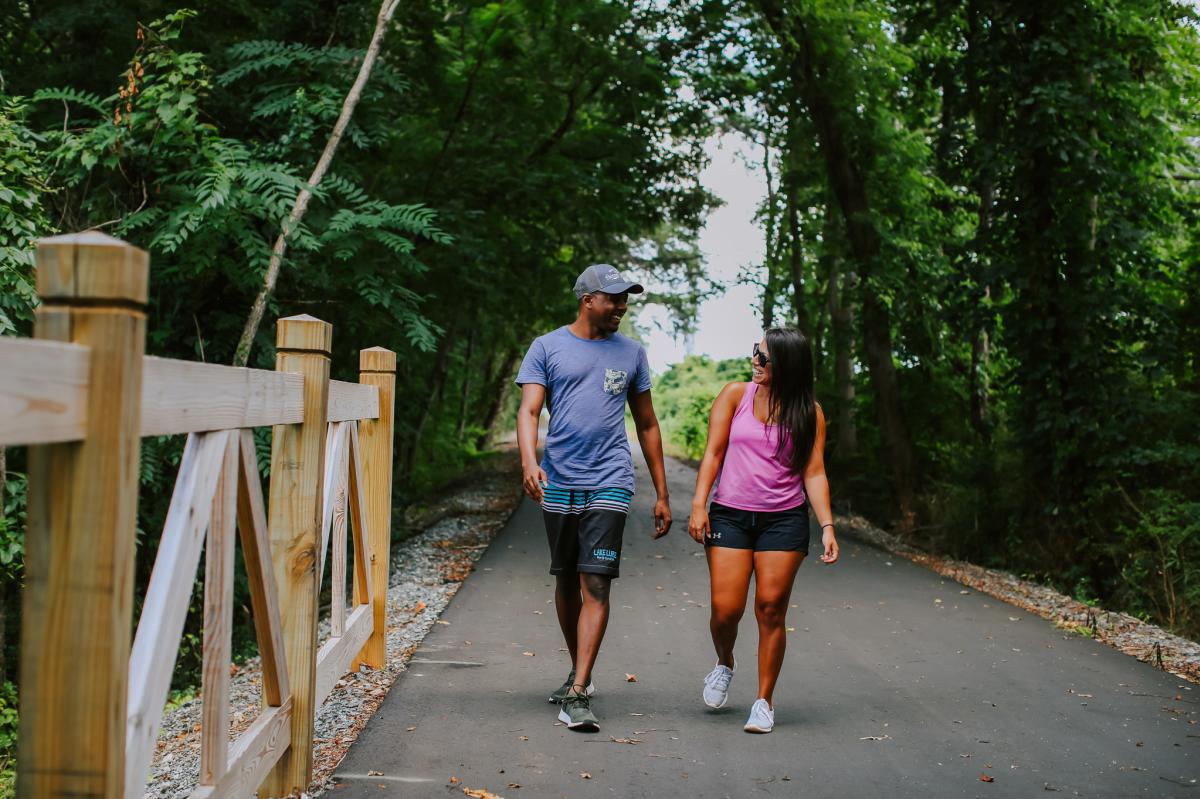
[573,264,645,298]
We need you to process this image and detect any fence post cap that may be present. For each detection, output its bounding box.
[359,347,397,373]
[276,314,332,354]
[36,231,149,305]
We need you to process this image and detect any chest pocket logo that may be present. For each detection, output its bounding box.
[603,368,628,395]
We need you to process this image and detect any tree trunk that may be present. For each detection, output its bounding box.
[762,289,777,330]
[827,259,858,460]
[457,328,477,440]
[404,330,457,477]
[476,348,520,451]
[785,112,811,338]
[759,1,919,528]
[761,126,780,329]
[965,0,995,443]
[233,0,403,366]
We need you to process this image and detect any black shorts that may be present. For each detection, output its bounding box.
[704,501,810,553]
[543,508,627,578]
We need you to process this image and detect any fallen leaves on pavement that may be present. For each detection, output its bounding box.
[463,787,504,799]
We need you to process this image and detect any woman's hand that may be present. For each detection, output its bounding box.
[819,525,839,564]
[688,506,709,544]
[522,463,548,503]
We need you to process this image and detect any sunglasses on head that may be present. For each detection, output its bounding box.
[753,342,770,367]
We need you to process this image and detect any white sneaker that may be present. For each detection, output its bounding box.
[744,698,774,733]
[702,663,734,709]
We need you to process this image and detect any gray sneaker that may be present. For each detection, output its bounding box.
[549,670,596,704]
[744,698,775,733]
[557,688,600,731]
[702,662,734,708]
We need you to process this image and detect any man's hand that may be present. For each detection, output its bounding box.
[687,506,708,544]
[522,463,548,503]
[652,497,672,539]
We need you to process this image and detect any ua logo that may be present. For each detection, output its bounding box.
[603,368,628,395]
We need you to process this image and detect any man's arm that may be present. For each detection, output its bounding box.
[628,389,672,538]
[517,383,548,503]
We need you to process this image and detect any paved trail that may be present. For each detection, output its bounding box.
[334,457,1198,797]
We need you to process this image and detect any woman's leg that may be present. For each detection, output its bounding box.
[752,550,805,705]
[707,547,754,667]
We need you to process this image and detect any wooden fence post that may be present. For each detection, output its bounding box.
[354,347,396,669]
[259,315,331,797]
[18,232,148,799]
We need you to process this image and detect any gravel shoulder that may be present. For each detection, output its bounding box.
[144,445,523,798]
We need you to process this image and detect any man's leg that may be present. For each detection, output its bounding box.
[572,572,611,691]
[544,505,584,698]
[554,570,583,666]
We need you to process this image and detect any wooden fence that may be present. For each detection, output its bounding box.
[1,232,398,798]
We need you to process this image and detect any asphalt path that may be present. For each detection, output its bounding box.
[333,456,1198,798]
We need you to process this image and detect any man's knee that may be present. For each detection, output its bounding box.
[580,573,612,603]
[556,570,579,592]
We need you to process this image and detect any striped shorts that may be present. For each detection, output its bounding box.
[541,484,632,577]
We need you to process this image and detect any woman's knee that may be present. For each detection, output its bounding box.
[710,600,745,629]
[754,598,787,627]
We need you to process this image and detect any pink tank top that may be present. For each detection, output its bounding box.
[711,382,807,512]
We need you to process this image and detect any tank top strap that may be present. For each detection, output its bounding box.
[734,381,758,417]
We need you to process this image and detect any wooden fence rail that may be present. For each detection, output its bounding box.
[4,232,397,799]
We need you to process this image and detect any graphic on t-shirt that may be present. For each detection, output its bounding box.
[603,368,628,395]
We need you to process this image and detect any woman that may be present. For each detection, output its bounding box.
[687,328,838,733]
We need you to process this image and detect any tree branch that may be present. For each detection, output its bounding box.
[232,0,403,366]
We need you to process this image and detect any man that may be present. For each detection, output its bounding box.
[516,263,673,732]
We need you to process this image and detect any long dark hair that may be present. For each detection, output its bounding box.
[763,327,817,474]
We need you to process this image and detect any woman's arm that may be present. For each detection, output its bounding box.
[803,403,838,564]
[687,382,745,542]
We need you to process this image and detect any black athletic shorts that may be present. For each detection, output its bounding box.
[704,501,810,553]
[542,485,631,578]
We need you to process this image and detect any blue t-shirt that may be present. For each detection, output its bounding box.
[515,326,652,492]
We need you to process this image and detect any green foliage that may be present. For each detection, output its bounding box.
[0,680,16,798]
[0,98,50,335]
[0,472,26,581]
[654,356,751,461]
[1115,490,1200,634]
[0,0,714,712]
[687,0,1200,637]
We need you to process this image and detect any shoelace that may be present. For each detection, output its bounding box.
[707,667,732,691]
[564,689,591,709]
